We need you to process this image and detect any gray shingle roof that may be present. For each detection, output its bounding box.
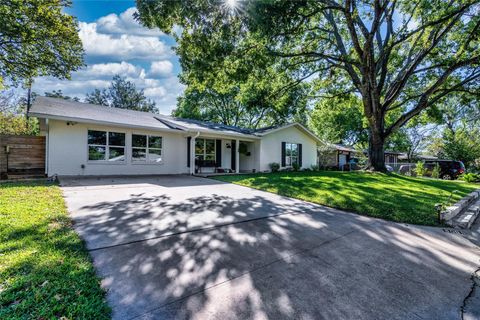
[29,97,259,137]
[30,96,175,131]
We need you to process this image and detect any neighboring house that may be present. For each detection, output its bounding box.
[29,97,320,176]
[320,144,401,169]
[398,153,438,162]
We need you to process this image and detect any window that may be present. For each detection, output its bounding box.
[132,134,163,163]
[88,130,125,161]
[285,143,299,166]
[195,139,215,161]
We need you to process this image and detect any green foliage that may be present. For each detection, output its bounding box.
[85,75,157,113]
[0,113,38,135]
[136,0,480,171]
[431,163,441,179]
[45,90,79,101]
[0,0,84,87]
[292,162,300,171]
[137,1,307,127]
[309,95,367,145]
[415,161,426,177]
[268,162,280,173]
[461,173,480,183]
[0,181,110,319]
[429,127,480,170]
[310,164,320,171]
[0,91,38,135]
[214,171,477,226]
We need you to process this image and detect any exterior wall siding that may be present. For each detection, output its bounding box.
[47,120,189,176]
[258,126,318,171]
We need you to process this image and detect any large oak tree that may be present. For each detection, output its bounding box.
[0,0,84,87]
[137,0,480,171]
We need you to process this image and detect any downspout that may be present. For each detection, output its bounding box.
[190,131,200,175]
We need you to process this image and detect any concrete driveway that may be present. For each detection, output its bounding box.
[60,175,480,320]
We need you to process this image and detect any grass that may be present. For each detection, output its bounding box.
[214,171,479,226]
[0,181,110,319]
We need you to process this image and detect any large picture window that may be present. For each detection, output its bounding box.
[132,134,163,163]
[285,143,299,166]
[195,138,215,161]
[88,130,125,161]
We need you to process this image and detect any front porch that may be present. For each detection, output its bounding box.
[187,136,258,175]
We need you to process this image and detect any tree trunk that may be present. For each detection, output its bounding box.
[363,95,387,172]
[367,132,386,171]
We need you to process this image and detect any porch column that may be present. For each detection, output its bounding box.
[190,136,196,175]
[235,139,240,173]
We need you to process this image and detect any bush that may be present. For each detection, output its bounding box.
[269,162,280,172]
[461,173,480,183]
[310,164,320,171]
[415,161,426,177]
[292,162,300,171]
[431,163,441,179]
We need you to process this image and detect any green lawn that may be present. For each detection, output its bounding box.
[214,171,479,225]
[0,181,110,319]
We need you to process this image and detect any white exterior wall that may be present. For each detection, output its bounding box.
[258,126,318,171]
[47,120,189,176]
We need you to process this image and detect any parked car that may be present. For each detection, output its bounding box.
[386,165,394,172]
[424,160,465,180]
[399,164,416,176]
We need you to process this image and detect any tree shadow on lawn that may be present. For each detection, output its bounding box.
[73,185,480,320]
[229,172,477,225]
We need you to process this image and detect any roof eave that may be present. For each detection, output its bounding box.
[28,112,184,133]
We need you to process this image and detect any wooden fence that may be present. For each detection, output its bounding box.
[0,135,45,179]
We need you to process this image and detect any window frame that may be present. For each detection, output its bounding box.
[131,133,163,164]
[195,138,216,161]
[285,142,299,166]
[87,129,126,163]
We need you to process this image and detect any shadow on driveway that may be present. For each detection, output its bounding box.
[60,175,480,320]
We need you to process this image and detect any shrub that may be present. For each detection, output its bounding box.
[415,161,426,177]
[269,162,280,172]
[310,164,320,171]
[461,173,480,183]
[431,163,441,179]
[292,162,300,171]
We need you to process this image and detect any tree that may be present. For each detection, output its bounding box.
[0,91,38,135]
[0,0,84,87]
[45,90,80,101]
[431,126,480,169]
[309,94,367,145]
[174,85,308,129]
[85,75,158,113]
[136,0,480,171]
[136,3,307,128]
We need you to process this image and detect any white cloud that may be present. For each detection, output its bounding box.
[97,7,164,37]
[149,60,174,77]
[74,62,144,80]
[31,8,185,114]
[79,22,171,60]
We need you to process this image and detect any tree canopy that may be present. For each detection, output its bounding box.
[136,0,480,171]
[85,75,158,113]
[0,0,84,88]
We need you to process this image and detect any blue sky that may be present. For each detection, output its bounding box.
[33,0,183,114]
